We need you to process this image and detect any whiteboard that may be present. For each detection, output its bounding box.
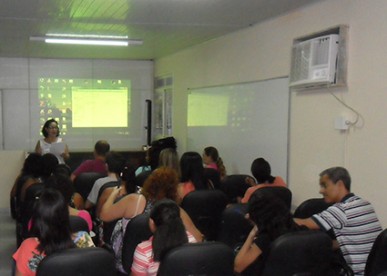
[187,77,289,181]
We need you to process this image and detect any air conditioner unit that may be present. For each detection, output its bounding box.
[289,34,339,89]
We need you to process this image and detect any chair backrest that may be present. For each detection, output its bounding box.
[261,230,333,276]
[69,215,89,233]
[252,186,292,210]
[203,168,221,189]
[122,213,152,274]
[294,198,332,219]
[157,241,234,276]
[365,228,387,276]
[219,174,252,203]
[73,172,104,200]
[135,170,152,187]
[217,203,252,250]
[181,190,228,241]
[36,247,115,276]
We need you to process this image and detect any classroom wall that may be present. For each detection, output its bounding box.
[155,0,387,227]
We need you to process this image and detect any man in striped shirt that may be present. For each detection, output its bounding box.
[295,167,382,275]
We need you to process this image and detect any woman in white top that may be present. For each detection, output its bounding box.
[35,119,70,164]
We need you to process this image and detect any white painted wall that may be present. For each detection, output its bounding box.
[155,0,387,227]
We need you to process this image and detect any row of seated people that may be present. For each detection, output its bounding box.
[10,141,385,275]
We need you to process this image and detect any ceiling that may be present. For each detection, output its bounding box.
[0,0,323,60]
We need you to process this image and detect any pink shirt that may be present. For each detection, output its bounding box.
[241,176,286,203]
[131,232,197,276]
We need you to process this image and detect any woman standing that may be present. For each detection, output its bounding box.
[35,119,69,164]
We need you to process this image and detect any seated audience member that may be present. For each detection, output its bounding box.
[71,140,110,182]
[96,166,137,218]
[241,158,286,203]
[158,148,180,175]
[178,152,210,200]
[84,151,126,210]
[202,146,227,179]
[13,188,94,276]
[100,166,202,273]
[19,153,59,203]
[234,193,305,274]
[294,167,382,275]
[131,199,198,276]
[46,174,92,231]
[10,153,42,218]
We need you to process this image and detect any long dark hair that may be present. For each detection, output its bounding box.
[150,199,188,261]
[30,188,75,255]
[180,152,206,190]
[248,193,300,241]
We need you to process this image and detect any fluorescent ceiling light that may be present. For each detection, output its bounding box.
[30,35,143,47]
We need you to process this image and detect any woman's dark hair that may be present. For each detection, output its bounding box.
[21,153,43,177]
[45,173,74,204]
[250,158,275,184]
[54,164,71,176]
[204,146,226,178]
[180,152,206,190]
[248,193,299,241]
[41,119,60,138]
[106,151,127,174]
[30,188,75,255]
[142,167,179,202]
[121,165,137,194]
[150,199,188,261]
[41,153,59,179]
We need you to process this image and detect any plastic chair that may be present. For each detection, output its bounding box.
[365,228,387,276]
[181,190,228,240]
[157,241,234,276]
[294,198,332,218]
[219,174,252,203]
[261,230,334,276]
[36,247,115,276]
[73,172,104,201]
[217,203,252,250]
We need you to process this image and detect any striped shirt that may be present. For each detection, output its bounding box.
[131,232,197,276]
[312,193,382,275]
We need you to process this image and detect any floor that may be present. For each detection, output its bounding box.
[0,208,16,276]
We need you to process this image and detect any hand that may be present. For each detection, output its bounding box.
[245,177,256,186]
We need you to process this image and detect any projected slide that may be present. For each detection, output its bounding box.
[38,78,131,134]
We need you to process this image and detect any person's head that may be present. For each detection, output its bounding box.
[41,119,60,138]
[30,188,74,255]
[142,167,179,202]
[251,158,275,184]
[120,165,137,194]
[45,173,74,204]
[94,140,110,158]
[180,151,206,189]
[41,153,59,178]
[106,151,126,174]
[202,146,219,165]
[53,164,71,177]
[319,167,351,203]
[248,193,295,240]
[21,153,42,177]
[158,148,180,173]
[149,199,188,261]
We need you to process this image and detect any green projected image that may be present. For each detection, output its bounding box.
[38,78,131,134]
[72,88,128,127]
[187,93,229,127]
